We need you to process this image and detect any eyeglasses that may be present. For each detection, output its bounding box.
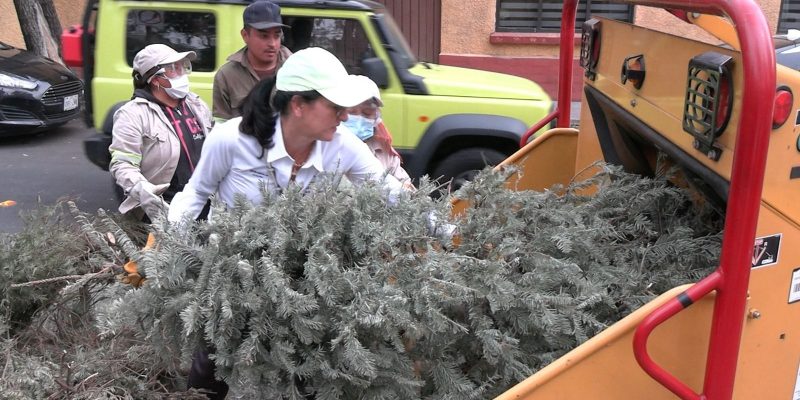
[156,59,192,79]
[347,103,380,119]
[319,98,346,117]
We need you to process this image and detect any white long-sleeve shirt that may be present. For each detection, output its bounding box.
[168,116,402,221]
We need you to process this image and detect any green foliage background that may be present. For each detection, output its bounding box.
[0,164,722,399]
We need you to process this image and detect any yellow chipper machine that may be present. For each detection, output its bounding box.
[468,0,800,398]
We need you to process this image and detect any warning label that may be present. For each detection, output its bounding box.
[752,234,781,268]
[790,268,800,304]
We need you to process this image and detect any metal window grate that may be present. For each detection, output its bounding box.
[496,0,633,33]
[779,0,800,33]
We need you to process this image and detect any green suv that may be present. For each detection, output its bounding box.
[65,0,552,188]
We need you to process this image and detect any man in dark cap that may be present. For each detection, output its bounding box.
[212,0,293,121]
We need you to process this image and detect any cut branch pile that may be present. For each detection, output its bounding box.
[0,164,723,399]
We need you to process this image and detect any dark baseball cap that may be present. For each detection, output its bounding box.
[244,1,290,30]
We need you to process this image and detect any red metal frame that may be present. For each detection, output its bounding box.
[542,0,775,399]
[518,0,577,147]
[633,271,722,399]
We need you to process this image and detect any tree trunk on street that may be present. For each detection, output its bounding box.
[13,0,64,65]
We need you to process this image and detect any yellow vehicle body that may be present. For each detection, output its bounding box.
[462,10,800,400]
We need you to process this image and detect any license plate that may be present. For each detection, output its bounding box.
[63,94,79,111]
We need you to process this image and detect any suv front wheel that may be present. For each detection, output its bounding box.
[431,148,507,194]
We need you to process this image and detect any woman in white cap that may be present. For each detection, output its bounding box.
[342,75,413,188]
[168,47,404,222]
[110,43,214,222]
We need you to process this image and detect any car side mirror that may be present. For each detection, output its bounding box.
[361,57,389,88]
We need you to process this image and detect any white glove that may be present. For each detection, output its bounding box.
[130,180,170,220]
[427,211,458,242]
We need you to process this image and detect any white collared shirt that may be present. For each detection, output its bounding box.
[168,116,402,221]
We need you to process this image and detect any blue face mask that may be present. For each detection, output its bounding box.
[343,115,376,141]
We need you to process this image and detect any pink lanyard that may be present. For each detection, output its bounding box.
[165,103,195,172]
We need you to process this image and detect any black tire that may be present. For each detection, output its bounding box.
[431,148,507,194]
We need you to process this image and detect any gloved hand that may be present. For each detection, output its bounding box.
[119,233,156,288]
[130,180,170,220]
[427,211,458,242]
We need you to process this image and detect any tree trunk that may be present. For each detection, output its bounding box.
[39,0,63,53]
[13,0,64,65]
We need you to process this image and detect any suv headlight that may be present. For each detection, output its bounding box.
[0,73,37,90]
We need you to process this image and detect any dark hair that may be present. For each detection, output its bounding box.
[272,89,321,113]
[239,77,322,158]
[239,77,279,158]
[132,65,162,89]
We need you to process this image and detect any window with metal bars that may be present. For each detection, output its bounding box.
[496,0,634,33]
[779,0,800,33]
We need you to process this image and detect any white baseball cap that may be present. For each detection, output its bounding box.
[276,47,368,108]
[133,44,196,81]
[352,75,384,107]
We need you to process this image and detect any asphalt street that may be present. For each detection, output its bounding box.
[0,118,118,233]
[0,101,583,234]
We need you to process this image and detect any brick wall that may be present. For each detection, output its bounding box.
[0,0,88,49]
[439,0,782,100]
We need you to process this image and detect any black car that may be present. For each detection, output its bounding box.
[0,40,84,135]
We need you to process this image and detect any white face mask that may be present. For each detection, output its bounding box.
[162,75,190,99]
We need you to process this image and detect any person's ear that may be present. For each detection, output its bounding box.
[241,28,249,43]
[289,95,305,117]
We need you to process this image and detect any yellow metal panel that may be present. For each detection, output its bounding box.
[732,204,800,398]
[573,98,606,180]
[499,128,579,192]
[451,128,578,216]
[496,204,800,399]
[496,285,713,399]
[584,19,742,179]
[759,66,800,227]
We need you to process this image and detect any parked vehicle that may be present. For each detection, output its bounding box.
[0,40,83,136]
[62,0,553,189]
[775,29,800,70]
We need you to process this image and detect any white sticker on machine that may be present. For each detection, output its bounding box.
[794,358,800,400]
[790,268,800,304]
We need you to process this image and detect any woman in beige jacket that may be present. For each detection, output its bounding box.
[109,44,214,221]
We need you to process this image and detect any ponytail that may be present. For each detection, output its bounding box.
[239,77,279,157]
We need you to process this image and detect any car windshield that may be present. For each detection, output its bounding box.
[374,13,417,69]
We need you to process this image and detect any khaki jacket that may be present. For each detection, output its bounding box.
[109,92,213,215]
[212,46,292,121]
